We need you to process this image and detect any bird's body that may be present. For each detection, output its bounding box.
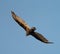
[11,11,53,44]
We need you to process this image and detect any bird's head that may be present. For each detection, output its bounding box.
[31,27,36,32]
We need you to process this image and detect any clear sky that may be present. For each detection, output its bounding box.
[0,0,60,54]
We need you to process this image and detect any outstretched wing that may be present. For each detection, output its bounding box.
[11,11,30,32]
[31,32,53,44]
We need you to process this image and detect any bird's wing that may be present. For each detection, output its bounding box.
[31,32,53,44]
[11,11,30,32]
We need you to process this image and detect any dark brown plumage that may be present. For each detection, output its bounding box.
[11,11,53,44]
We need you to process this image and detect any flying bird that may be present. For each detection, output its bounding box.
[11,11,53,44]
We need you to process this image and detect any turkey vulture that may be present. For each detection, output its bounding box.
[11,11,53,44]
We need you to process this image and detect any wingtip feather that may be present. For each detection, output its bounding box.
[45,42,54,44]
[11,11,15,15]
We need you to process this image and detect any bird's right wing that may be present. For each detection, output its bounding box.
[31,32,53,44]
[11,11,30,32]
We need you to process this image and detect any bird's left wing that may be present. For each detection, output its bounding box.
[11,11,30,32]
[31,32,53,44]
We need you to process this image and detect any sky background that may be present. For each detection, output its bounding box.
[0,0,60,54]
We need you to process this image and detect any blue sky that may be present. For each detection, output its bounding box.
[0,0,60,54]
